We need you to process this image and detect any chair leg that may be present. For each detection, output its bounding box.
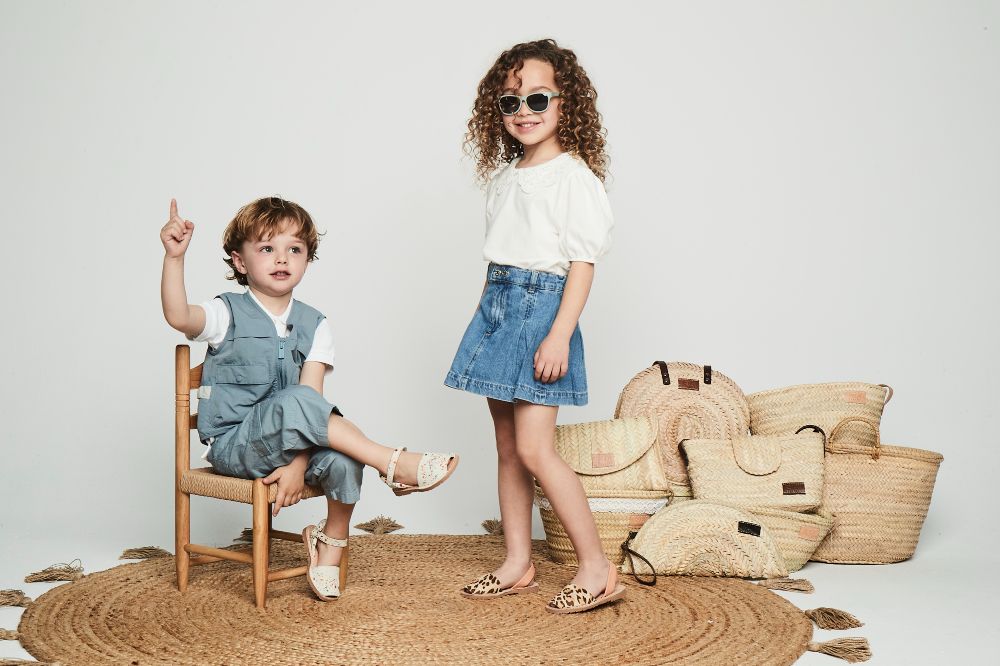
[175,487,190,593]
[252,479,269,609]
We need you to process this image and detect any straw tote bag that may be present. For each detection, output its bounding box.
[553,416,669,494]
[620,500,788,580]
[615,362,750,497]
[681,426,826,512]
[748,382,893,450]
[811,417,944,564]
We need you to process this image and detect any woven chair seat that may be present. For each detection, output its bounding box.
[179,467,325,504]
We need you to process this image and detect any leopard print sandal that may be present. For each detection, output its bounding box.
[461,563,539,599]
[545,563,626,614]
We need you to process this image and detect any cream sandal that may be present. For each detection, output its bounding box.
[380,447,459,496]
[461,563,539,598]
[545,563,626,614]
[301,519,349,602]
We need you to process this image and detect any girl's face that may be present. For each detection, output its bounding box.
[501,58,561,152]
[230,222,309,299]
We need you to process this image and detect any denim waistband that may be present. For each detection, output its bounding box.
[486,263,566,292]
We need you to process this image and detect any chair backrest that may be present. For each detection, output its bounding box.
[175,345,204,474]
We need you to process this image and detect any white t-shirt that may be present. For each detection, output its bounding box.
[189,291,336,373]
[482,152,614,276]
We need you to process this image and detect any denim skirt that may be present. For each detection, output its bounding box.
[444,263,588,406]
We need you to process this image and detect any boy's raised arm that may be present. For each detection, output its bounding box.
[160,198,206,338]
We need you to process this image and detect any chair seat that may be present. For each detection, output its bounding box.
[179,467,325,504]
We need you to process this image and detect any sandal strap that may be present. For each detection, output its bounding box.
[511,562,536,589]
[311,526,347,548]
[385,447,406,487]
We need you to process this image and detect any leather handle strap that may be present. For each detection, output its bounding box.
[795,424,827,446]
[621,532,657,586]
[653,361,670,385]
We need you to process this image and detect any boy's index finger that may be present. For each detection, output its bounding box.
[170,198,178,219]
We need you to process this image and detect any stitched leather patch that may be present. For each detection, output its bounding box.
[678,378,700,391]
[591,452,616,468]
[628,514,650,531]
[799,525,821,540]
[737,521,761,537]
[843,390,867,404]
[783,482,806,495]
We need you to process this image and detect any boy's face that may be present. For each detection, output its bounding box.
[230,222,309,298]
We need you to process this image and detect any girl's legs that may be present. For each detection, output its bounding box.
[513,401,611,594]
[324,413,434,488]
[316,499,353,566]
[487,397,535,585]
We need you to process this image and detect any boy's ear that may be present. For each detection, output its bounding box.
[230,251,246,275]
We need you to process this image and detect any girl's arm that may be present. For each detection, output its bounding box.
[160,199,206,337]
[534,261,594,383]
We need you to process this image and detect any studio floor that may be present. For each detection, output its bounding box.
[0,527,995,665]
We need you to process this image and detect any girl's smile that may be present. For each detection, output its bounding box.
[501,58,562,164]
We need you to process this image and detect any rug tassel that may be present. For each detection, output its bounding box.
[0,590,32,607]
[233,527,254,543]
[119,546,172,560]
[481,518,503,536]
[757,577,814,593]
[0,629,18,640]
[808,638,872,663]
[23,560,84,583]
[806,607,864,630]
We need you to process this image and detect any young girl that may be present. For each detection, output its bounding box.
[446,39,622,613]
[160,196,458,602]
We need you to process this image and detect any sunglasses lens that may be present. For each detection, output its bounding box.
[498,96,520,115]
[526,93,550,113]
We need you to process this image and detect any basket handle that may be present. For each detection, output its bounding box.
[652,361,713,386]
[827,417,881,460]
[878,384,894,406]
[621,532,657,586]
[794,424,827,446]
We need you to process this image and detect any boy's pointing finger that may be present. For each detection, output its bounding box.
[170,198,178,219]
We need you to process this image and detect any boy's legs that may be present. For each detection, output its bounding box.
[513,401,610,596]
[324,413,437,488]
[487,397,535,585]
[304,447,362,567]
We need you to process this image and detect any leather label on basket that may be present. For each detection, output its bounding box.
[628,514,649,531]
[843,390,867,404]
[678,378,700,391]
[737,521,761,537]
[782,482,806,495]
[799,525,821,540]
[591,452,616,468]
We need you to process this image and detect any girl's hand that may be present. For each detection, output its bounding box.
[534,334,570,383]
[262,455,308,517]
[160,198,194,258]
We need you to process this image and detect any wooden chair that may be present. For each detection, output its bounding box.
[175,344,324,608]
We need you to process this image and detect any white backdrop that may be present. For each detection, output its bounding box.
[1,0,997,569]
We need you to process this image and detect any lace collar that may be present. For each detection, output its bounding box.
[494,152,577,195]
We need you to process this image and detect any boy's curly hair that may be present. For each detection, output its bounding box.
[465,38,608,184]
[222,196,321,286]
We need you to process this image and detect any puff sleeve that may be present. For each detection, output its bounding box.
[558,168,614,264]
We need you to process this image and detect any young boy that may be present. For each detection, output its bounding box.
[160,196,458,601]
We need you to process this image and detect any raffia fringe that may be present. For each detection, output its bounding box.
[806,607,864,630]
[234,527,254,543]
[354,516,403,535]
[756,577,814,593]
[24,560,84,583]
[119,546,171,560]
[0,629,18,640]
[808,638,872,663]
[0,590,31,607]
[481,518,503,536]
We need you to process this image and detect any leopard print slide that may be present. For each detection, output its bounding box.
[461,563,539,599]
[546,563,626,614]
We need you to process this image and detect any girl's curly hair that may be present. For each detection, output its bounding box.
[465,38,608,184]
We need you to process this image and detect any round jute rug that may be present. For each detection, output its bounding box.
[19,535,813,665]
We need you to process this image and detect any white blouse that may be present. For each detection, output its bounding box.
[482,152,613,276]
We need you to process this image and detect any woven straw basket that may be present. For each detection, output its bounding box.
[615,362,750,496]
[682,427,826,512]
[535,485,676,565]
[811,417,943,564]
[748,382,893,450]
[620,500,788,579]
[553,416,670,494]
[750,506,834,572]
